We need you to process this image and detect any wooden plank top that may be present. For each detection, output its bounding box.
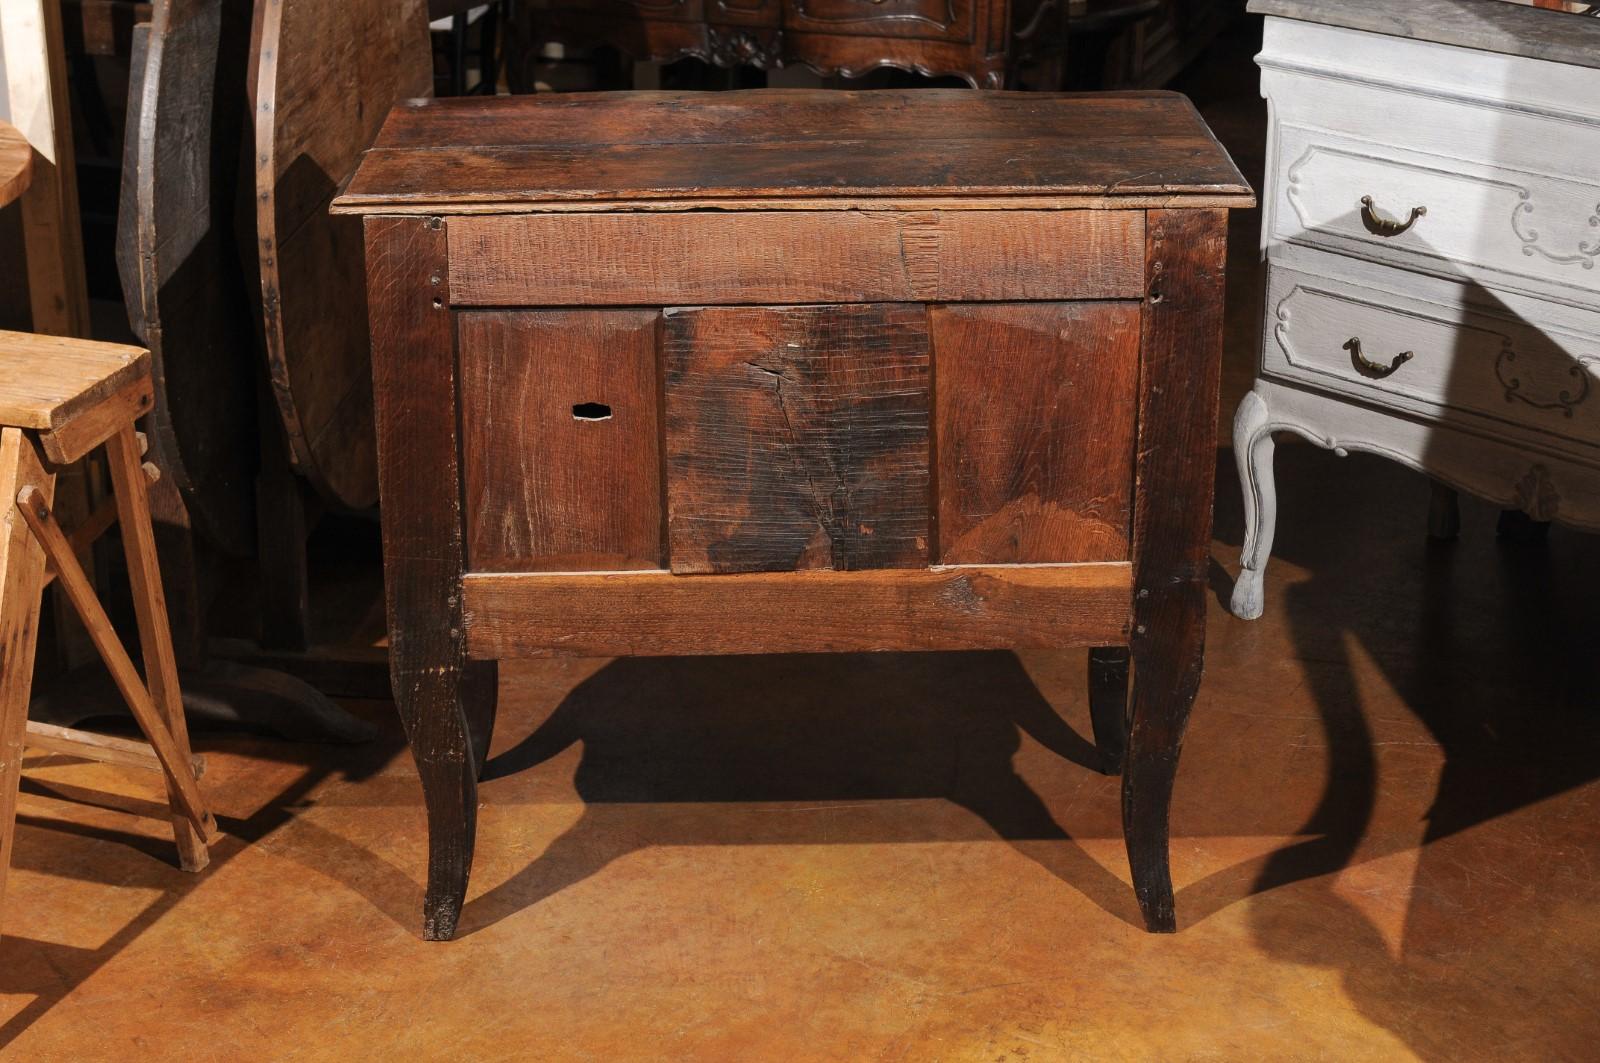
[1250,0,1600,71]
[332,89,1254,214]
[0,330,150,430]
[0,120,31,209]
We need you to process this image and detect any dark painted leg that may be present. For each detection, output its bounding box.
[1122,209,1228,933]
[1088,647,1129,776]
[365,214,479,940]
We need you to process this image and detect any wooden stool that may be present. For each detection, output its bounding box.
[0,331,214,939]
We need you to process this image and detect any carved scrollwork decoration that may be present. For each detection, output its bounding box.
[704,27,784,68]
[1510,191,1600,270]
[1494,339,1594,418]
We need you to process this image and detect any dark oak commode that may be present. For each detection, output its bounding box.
[333,89,1254,940]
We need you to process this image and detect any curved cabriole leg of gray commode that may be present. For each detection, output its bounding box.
[1230,388,1278,621]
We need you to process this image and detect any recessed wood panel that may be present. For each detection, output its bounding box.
[446,210,1145,306]
[462,563,1133,658]
[933,302,1140,564]
[459,310,663,572]
[664,304,931,574]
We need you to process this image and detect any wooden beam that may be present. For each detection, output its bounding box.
[24,721,205,778]
[463,563,1133,658]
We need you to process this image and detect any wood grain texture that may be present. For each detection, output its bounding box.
[0,429,54,942]
[932,302,1139,565]
[332,90,1255,214]
[664,304,930,574]
[1123,208,1228,933]
[116,0,258,556]
[39,376,155,466]
[463,564,1133,658]
[15,484,214,840]
[0,331,148,430]
[106,424,208,869]
[0,122,31,210]
[253,0,432,510]
[24,720,203,778]
[459,310,664,572]
[364,215,493,941]
[447,211,1145,306]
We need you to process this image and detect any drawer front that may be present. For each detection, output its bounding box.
[1270,125,1600,308]
[786,0,974,41]
[459,300,1140,576]
[448,211,1146,307]
[710,0,780,26]
[527,0,706,22]
[1263,249,1600,456]
[459,310,665,572]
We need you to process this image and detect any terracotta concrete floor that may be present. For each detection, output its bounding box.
[3,446,1597,1061]
[7,20,1600,1063]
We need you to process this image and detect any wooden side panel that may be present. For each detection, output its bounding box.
[447,211,1146,306]
[459,310,664,572]
[463,563,1133,658]
[933,302,1140,564]
[664,304,931,574]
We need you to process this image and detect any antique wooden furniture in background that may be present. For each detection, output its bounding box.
[1231,0,1600,619]
[0,331,215,940]
[336,88,1253,940]
[516,0,1066,88]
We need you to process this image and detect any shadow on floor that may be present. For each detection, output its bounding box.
[1210,444,1600,1059]
[464,650,1142,936]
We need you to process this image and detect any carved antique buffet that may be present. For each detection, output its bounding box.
[518,0,1065,88]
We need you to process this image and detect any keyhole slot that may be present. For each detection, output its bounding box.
[572,402,612,421]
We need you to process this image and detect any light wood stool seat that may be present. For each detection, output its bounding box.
[0,329,213,940]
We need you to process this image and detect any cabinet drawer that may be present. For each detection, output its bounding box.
[1263,248,1600,456]
[1272,125,1600,307]
[447,211,1145,306]
[459,311,664,572]
[786,0,973,41]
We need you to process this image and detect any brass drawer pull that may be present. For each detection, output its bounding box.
[1360,195,1426,237]
[1345,337,1413,379]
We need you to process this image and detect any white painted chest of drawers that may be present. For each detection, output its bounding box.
[1232,0,1600,619]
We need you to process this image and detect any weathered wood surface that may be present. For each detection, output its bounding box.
[24,720,203,777]
[116,0,258,556]
[1249,0,1600,70]
[447,211,1145,306]
[664,304,931,575]
[463,564,1133,658]
[365,215,494,941]
[106,423,209,869]
[932,302,1140,565]
[0,429,56,942]
[15,483,214,840]
[253,0,431,510]
[0,331,148,430]
[1123,208,1229,933]
[0,122,32,209]
[333,90,1255,213]
[460,310,664,573]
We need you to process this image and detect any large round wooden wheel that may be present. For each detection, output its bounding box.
[117,0,258,557]
[252,0,433,511]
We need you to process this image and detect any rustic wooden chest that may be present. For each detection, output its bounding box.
[333,89,1253,940]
